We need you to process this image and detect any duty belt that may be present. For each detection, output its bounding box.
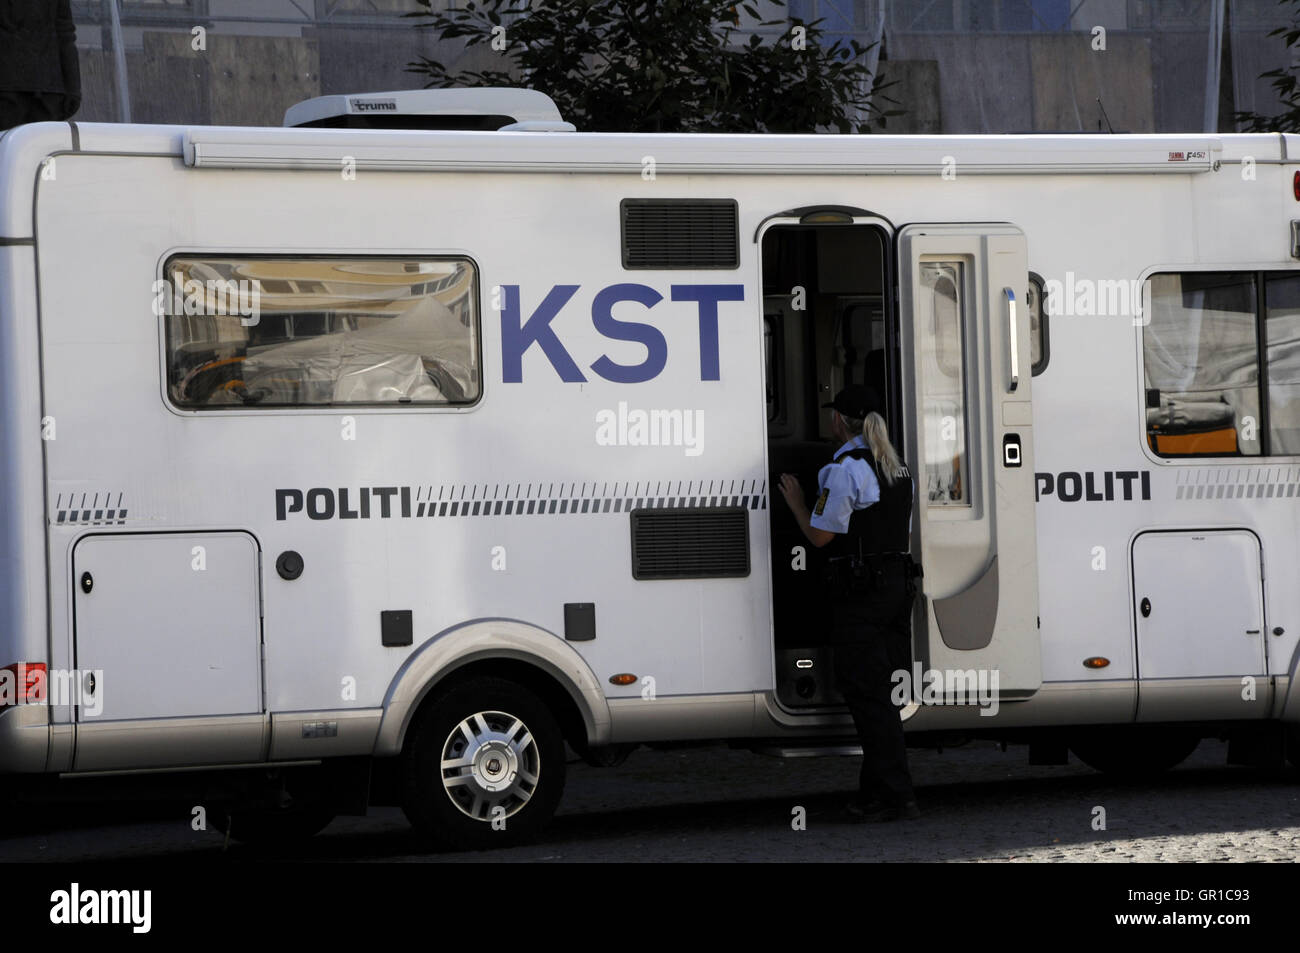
[822,552,921,594]
[860,552,922,576]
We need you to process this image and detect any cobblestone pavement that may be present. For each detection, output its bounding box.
[1,738,1297,862]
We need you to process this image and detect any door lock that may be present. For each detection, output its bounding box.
[1140,597,1151,618]
[80,572,93,594]
[1002,433,1022,468]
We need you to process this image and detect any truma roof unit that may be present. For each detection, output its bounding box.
[282,88,575,132]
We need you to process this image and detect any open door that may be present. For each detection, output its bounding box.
[760,215,895,708]
[897,224,1041,699]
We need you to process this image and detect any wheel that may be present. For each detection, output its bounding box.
[213,804,335,845]
[1069,726,1201,778]
[400,677,566,850]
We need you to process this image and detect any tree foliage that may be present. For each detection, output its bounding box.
[406,0,902,133]
[1235,3,1300,132]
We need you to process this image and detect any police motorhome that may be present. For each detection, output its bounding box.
[1,88,1297,848]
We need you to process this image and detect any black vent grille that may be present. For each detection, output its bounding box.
[630,507,749,579]
[621,199,739,270]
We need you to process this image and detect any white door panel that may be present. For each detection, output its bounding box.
[1133,531,1266,680]
[73,532,263,721]
[898,224,1041,697]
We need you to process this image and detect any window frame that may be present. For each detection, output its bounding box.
[157,251,484,416]
[1029,271,1049,376]
[1140,267,1300,460]
[918,256,975,509]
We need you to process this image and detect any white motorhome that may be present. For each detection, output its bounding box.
[1,89,1296,849]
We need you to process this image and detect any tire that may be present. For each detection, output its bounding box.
[1069,726,1201,778]
[214,805,335,845]
[400,677,566,851]
[578,742,637,768]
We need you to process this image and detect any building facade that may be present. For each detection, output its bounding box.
[66,0,1298,133]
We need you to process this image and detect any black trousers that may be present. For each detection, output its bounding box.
[830,560,917,806]
[0,91,71,131]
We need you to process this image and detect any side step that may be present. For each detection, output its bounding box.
[750,743,863,759]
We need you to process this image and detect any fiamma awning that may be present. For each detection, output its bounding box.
[183,130,1224,176]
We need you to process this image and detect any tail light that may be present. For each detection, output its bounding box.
[0,663,47,708]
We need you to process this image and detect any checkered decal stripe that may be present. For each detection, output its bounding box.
[53,492,127,526]
[1175,467,1300,500]
[412,480,767,517]
[52,482,768,524]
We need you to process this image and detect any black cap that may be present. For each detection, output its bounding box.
[822,384,880,420]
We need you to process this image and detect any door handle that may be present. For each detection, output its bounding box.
[1004,287,1019,393]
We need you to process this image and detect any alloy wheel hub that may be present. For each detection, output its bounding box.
[439,710,540,821]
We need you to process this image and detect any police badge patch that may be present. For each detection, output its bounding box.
[813,488,829,516]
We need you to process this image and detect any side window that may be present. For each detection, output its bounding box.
[163,257,480,409]
[1028,272,1048,376]
[919,260,969,506]
[1265,273,1300,454]
[1143,272,1260,457]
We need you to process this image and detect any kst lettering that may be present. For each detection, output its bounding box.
[501,284,745,383]
[1036,470,1151,502]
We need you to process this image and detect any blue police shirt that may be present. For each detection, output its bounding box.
[809,435,881,534]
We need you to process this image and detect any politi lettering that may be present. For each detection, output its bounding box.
[1035,470,1151,502]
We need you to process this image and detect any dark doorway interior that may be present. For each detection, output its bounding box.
[762,223,894,707]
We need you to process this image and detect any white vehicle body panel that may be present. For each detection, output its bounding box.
[0,118,1296,775]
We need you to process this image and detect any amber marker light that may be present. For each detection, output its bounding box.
[609,673,638,686]
[1083,657,1110,669]
[800,210,854,224]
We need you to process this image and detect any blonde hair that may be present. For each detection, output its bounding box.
[863,412,907,486]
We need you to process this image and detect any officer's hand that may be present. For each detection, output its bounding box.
[777,473,804,512]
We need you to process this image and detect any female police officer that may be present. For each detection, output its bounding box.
[776,384,921,822]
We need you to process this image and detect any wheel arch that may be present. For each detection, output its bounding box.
[374,617,611,757]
